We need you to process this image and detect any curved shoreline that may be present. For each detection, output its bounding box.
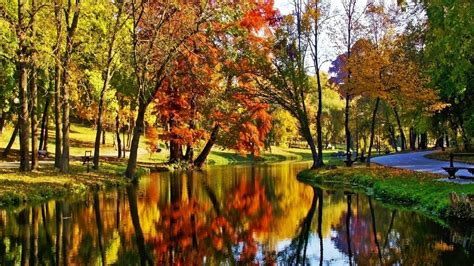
[297,166,474,222]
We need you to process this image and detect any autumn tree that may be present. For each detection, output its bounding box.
[124,1,217,178]
[253,5,325,169]
[144,1,276,167]
[58,0,80,173]
[0,0,47,171]
[92,0,127,170]
[304,0,332,167]
[333,0,366,164]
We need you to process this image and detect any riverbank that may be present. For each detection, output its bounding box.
[0,163,149,207]
[425,150,474,164]
[298,166,474,221]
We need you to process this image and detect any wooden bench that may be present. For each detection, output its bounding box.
[343,151,358,167]
[81,151,92,172]
[442,153,474,179]
[38,150,48,159]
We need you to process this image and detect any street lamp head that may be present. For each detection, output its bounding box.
[13,98,19,104]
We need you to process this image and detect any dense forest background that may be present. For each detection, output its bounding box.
[0,0,472,175]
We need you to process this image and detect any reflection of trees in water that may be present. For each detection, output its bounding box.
[277,186,324,265]
[333,194,385,264]
[330,194,474,265]
[1,168,474,264]
[148,170,274,264]
[127,185,154,265]
[93,192,107,265]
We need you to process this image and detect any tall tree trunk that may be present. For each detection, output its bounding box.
[53,0,62,168]
[2,121,19,158]
[30,0,38,170]
[409,127,416,150]
[344,1,354,166]
[54,67,61,167]
[301,120,319,169]
[355,114,359,156]
[345,95,352,163]
[59,0,80,173]
[93,8,121,168]
[18,56,30,172]
[312,21,324,168]
[393,107,406,151]
[17,0,30,171]
[420,132,428,150]
[194,124,219,168]
[125,102,146,179]
[184,97,196,162]
[39,91,51,152]
[122,130,126,158]
[43,114,49,151]
[169,117,179,163]
[0,111,6,134]
[315,68,324,167]
[30,65,38,170]
[115,113,121,158]
[367,97,380,166]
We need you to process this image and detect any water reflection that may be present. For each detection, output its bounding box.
[0,162,472,265]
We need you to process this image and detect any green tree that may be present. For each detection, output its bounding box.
[424,0,473,150]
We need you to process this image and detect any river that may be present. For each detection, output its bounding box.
[0,161,473,265]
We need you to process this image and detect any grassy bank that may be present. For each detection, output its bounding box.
[206,146,344,165]
[0,122,343,206]
[1,123,340,166]
[0,163,149,207]
[298,166,474,221]
[425,150,474,164]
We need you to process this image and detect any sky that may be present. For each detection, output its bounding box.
[273,0,349,72]
[272,0,399,73]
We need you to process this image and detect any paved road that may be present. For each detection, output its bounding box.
[372,150,474,179]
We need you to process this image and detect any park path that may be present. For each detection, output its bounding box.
[372,150,474,179]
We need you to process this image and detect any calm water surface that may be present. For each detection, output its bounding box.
[1,162,473,265]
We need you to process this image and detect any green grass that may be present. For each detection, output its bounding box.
[0,162,149,207]
[1,124,343,166]
[425,150,474,164]
[204,147,345,166]
[298,166,474,221]
[0,122,346,206]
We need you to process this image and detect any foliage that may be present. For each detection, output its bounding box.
[299,166,474,221]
